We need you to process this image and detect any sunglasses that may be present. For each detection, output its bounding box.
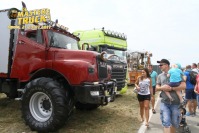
[159,64,166,66]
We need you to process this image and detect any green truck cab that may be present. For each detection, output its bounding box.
[73,28,128,94]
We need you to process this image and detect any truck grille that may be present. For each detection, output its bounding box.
[111,64,127,91]
[98,61,108,79]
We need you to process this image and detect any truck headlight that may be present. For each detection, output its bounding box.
[88,67,95,73]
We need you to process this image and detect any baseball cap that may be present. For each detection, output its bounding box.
[176,63,181,69]
[157,59,170,65]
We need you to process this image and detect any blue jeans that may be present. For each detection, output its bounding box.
[160,102,181,128]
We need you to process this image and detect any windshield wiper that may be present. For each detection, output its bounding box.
[51,46,66,49]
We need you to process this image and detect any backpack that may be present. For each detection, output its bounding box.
[189,71,198,85]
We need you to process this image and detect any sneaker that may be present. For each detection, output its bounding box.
[180,118,186,127]
[186,112,191,116]
[152,109,156,114]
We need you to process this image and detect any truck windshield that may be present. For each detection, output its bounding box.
[105,48,126,62]
[48,31,78,50]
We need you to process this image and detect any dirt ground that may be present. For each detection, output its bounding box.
[0,86,141,133]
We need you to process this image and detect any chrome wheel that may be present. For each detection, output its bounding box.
[29,91,52,122]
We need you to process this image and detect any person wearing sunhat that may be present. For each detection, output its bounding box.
[156,59,186,133]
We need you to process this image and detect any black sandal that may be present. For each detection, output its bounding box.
[152,109,156,114]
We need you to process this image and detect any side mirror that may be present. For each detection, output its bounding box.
[82,43,89,50]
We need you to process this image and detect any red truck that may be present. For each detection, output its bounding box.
[0,6,116,132]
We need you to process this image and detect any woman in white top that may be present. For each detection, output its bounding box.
[135,68,153,127]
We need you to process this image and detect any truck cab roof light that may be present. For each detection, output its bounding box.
[103,30,127,40]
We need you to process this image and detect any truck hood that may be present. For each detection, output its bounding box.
[52,49,99,64]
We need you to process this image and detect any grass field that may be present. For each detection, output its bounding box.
[0,86,141,133]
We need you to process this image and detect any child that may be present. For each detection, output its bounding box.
[166,63,184,105]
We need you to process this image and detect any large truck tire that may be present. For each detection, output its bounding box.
[75,102,100,110]
[21,77,74,132]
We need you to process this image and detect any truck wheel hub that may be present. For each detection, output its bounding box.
[29,91,53,122]
[42,99,51,110]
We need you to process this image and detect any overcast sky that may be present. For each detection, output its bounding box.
[1,0,199,67]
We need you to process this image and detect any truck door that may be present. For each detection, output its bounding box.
[10,29,46,81]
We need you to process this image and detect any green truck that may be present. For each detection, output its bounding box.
[73,28,128,94]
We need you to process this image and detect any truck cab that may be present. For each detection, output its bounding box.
[73,28,128,94]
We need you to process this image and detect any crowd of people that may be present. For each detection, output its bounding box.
[134,59,199,133]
